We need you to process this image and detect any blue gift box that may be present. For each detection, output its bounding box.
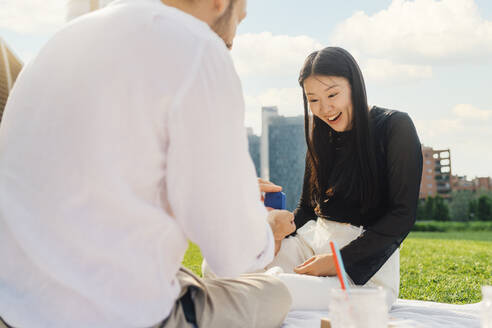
[264,192,286,210]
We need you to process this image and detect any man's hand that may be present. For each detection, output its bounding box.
[267,210,295,241]
[293,253,337,276]
[258,178,282,201]
[258,178,282,211]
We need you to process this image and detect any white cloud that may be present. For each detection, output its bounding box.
[0,0,66,35]
[452,103,492,120]
[362,58,433,82]
[244,87,304,134]
[243,94,262,133]
[232,30,431,88]
[231,32,322,77]
[257,88,303,117]
[415,104,492,177]
[233,32,320,132]
[331,0,492,63]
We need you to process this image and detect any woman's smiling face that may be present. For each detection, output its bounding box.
[303,75,354,132]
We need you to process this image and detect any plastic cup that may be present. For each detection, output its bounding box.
[483,286,492,328]
[329,287,388,328]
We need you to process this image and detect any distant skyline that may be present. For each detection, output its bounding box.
[1,0,492,177]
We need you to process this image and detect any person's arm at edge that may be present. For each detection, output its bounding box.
[166,38,273,277]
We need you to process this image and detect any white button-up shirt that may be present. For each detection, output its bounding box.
[0,1,274,327]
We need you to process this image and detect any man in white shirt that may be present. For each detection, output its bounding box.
[0,0,294,327]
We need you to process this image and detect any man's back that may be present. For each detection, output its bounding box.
[0,1,274,327]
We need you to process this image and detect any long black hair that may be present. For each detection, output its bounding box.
[298,47,379,210]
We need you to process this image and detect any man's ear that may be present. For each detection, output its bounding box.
[212,0,231,16]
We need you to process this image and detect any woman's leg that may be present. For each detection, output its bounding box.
[364,249,400,308]
[295,219,400,308]
[265,235,314,273]
[365,249,400,308]
[266,272,341,311]
[202,234,314,278]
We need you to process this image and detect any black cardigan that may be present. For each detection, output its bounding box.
[293,106,423,285]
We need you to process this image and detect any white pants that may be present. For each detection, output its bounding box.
[267,218,399,308]
[203,218,400,310]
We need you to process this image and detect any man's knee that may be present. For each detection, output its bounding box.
[265,276,292,311]
[250,275,292,328]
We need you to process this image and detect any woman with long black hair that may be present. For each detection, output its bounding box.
[203,46,422,308]
[264,46,423,306]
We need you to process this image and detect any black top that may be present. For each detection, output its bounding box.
[293,106,423,285]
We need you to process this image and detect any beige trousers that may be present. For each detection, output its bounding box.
[158,267,292,328]
[0,318,9,328]
[0,267,291,328]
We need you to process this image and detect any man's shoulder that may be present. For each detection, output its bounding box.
[106,0,222,49]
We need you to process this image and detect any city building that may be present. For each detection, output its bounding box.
[0,37,23,123]
[248,107,306,211]
[247,128,261,177]
[420,146,452,199]
[420,145,492,198]
[475,177,492,191]
[260,106,278,180]
[452,175,492,193]
[268,114,306,211]
[450,175,476,192]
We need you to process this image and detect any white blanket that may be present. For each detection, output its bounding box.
[283,299,482,328]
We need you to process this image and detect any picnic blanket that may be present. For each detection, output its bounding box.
[283,299,482,327]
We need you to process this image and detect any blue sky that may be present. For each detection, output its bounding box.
[1,0,492,178]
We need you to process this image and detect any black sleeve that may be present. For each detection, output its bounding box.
[340,112,423,285]
[293,155,317,231]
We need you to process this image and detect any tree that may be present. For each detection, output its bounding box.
[433,195,450,221]
[477,195,492,221]
[416,199,426,221]
[468,199,478,221]
[449,190,474,221]
[424,196,435,221]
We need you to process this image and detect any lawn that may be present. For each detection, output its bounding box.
[182,231,492,304]
[399,231,492,304]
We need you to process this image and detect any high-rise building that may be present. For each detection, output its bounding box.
[248,107,306,211]
[420,145,492,198]
[451,175,492,193]
[268,114,306,211]
[260,106,278,180]
[247,128,261,177]
[420,146,452,199]
[0,37,23,123]
[475,177,492,191]
[450,175,476,192]
[66,0,114,21]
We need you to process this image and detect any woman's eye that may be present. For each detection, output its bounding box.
[328,93,338,98]
[308,99,319,103]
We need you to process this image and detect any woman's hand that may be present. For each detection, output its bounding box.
[267,210,295,241]
[294,253,337,276]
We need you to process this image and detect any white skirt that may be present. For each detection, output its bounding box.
[264,218,400,308]
[202,218,400,310]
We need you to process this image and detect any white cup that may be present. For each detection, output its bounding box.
[329,287,388,328]
[483,286,492,328]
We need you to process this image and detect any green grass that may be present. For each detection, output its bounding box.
[182,242,203,277]
[182,231,492,304]
[408,231,492,242]
[399,231,492,304]
[413,220,492,232]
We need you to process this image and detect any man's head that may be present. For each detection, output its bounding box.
[162,0,247,50]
